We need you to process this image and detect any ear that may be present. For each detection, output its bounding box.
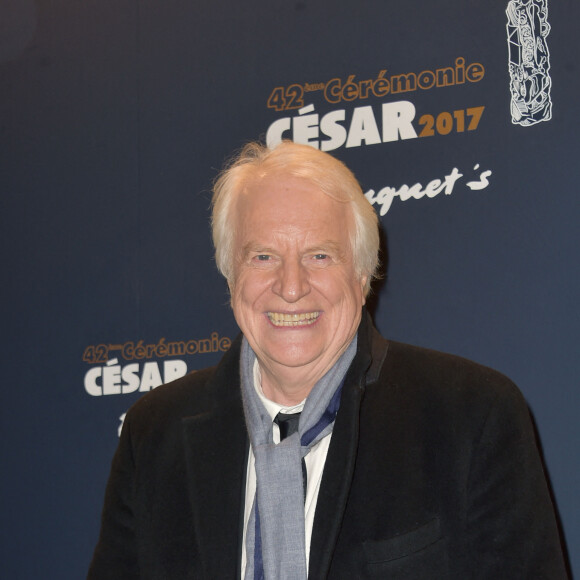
[360,275,368,305]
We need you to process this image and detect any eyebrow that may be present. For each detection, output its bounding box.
[242,239,344,252]
[240,243,276,257]
[304,241,344,256]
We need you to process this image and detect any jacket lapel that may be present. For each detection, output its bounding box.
[182,337,249,579]
[308,312,389,579]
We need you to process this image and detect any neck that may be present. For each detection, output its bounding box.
[257,351,351,406]
[259,365,315,406]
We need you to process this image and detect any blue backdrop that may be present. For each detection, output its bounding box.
[1,0,578,577]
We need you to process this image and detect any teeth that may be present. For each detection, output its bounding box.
[267,312,320,327]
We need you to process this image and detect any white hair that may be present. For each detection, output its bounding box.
[211,141,380,295]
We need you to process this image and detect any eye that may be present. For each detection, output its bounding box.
[250,253,276,265]
[307,253,333,267]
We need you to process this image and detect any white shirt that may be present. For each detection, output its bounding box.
[241,360,332,577]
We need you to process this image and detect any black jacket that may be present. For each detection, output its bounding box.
[89,313,567,578]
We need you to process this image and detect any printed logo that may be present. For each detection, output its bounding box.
[264,56,492,215]
[82,331,232,397]
[265,57,486,153]
[506,0,552,126]
[118,413,126,437]
[365,164,492,216]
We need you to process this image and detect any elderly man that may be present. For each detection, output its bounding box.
[89,142,567,579]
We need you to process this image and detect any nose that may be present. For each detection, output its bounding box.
[272,258,311,303]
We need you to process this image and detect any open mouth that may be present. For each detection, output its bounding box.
[267,311,320,327]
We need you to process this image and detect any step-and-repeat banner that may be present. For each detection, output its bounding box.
[2,0,578,577]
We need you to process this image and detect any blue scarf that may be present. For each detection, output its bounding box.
[240,336,357,580]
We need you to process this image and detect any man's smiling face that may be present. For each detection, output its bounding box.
[230,174,366,395]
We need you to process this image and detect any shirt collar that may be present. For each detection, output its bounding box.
[252,358,305,421]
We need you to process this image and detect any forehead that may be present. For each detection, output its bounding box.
[235,174,353,245]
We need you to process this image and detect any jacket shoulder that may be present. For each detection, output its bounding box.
[374,339,526,421]
[124,333,244,429]
[120,367,218,436]
[385,340,518,390]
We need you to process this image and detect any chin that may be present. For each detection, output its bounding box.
[267,346,321,369]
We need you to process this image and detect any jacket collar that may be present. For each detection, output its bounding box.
[308,308,389,578]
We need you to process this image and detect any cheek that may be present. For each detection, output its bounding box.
[315,270,363,303]
[231,272,270,314]
[229,278,249,322]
